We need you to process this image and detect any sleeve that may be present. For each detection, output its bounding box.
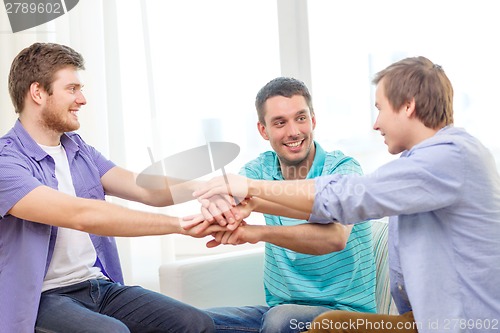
[0,154,42,217]
[328,155,363,176]
[311,142,465,224]
[308,154,364,223]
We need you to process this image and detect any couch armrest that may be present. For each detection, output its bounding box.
[159,247,266,308]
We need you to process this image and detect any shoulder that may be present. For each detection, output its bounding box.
[240,151,277,179]
[406,127,474,168]
[0,131,29,164]
[323,149,363,176]
[0,127,18,152]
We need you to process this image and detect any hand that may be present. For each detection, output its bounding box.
[193,174,250,203]
[199,194,237,228]
[181,217,228,238]
[200,195,254,230]
[206,221,251,248]
[182,197,251,232]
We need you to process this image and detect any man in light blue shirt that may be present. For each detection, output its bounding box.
[204,78,375,333]
[194,57,500,333]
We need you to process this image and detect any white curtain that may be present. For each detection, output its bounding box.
[0,0,151,288]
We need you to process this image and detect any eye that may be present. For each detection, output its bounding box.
[274,121,285,127]
[297,116,307,121]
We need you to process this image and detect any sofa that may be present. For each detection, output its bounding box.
[159,220,398,314]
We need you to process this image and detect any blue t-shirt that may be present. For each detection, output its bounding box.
[241,142,376,312]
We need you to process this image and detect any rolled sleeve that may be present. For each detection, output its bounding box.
[309,174,342,223]
[0,156,43,217]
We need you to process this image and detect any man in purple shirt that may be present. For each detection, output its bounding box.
[0,43,217,332]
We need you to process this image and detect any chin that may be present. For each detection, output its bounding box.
[388,147,404,155]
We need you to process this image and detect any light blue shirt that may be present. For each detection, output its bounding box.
[242,142,376,312]
[311,126,500,332]
[0,120,123,332]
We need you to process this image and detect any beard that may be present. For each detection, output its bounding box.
[40,102,80,134]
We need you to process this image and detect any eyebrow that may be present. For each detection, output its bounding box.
[269,109,309,123]
[66,83,83,88]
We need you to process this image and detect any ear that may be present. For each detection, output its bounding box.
[404,98,416,118]
[257,121,269,140]
[29,82,45,106]
[311,114,316,130]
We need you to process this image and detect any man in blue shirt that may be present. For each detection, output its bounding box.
[204,78,376,333]
[194,58,500,333]
[0,42,217,333]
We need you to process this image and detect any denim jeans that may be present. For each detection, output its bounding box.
[35,279,215,333]
[206,304,332,333]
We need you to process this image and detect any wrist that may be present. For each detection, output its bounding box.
[247,178,259,197]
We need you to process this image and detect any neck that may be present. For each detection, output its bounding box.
[408,123,442,150]
[19,116,62,146]
[280,143,316,180]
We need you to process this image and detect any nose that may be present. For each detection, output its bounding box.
[76,91,87,105]
[372,115,380,131]
[285,121,300,137]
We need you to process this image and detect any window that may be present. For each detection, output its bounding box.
[308,0,500,172]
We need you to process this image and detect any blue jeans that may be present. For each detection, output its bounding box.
[35,279,215,333]
[206,304,332,333]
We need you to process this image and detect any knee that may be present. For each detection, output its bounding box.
[261,305,303,333]
[307,311,349,333]
[313,310,343,323]
[180,309,215,333]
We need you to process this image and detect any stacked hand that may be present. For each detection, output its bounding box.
[182,174,254,246]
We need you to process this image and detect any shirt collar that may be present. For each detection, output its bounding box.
[271,141,325,180]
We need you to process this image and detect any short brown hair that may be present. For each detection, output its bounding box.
[372,56,453,129]
[255,77,314,124]
[8,42,85,114]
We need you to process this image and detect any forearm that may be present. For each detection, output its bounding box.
[248,179,316,214]
[250,197,310,220]
[103,166,199,207]
[249,223,350,255]
[10,186,183,237]
[73,198,183,236]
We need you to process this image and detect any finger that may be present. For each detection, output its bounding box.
[226,219,242,231]
[227,230,242,245]
[207,201,228,226]
[206,239,221,248]
[201,206,216,223]
[199,198,211,208]
[212,230,225,244]
[220,231,233,245]
[230,206,243,221]
[189,219,212,234]
[221,193,237,207]
[180,214,205,229]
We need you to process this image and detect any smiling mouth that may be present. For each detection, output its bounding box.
[284,140,303,148]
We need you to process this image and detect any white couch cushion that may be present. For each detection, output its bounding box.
[159,247,266,308]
